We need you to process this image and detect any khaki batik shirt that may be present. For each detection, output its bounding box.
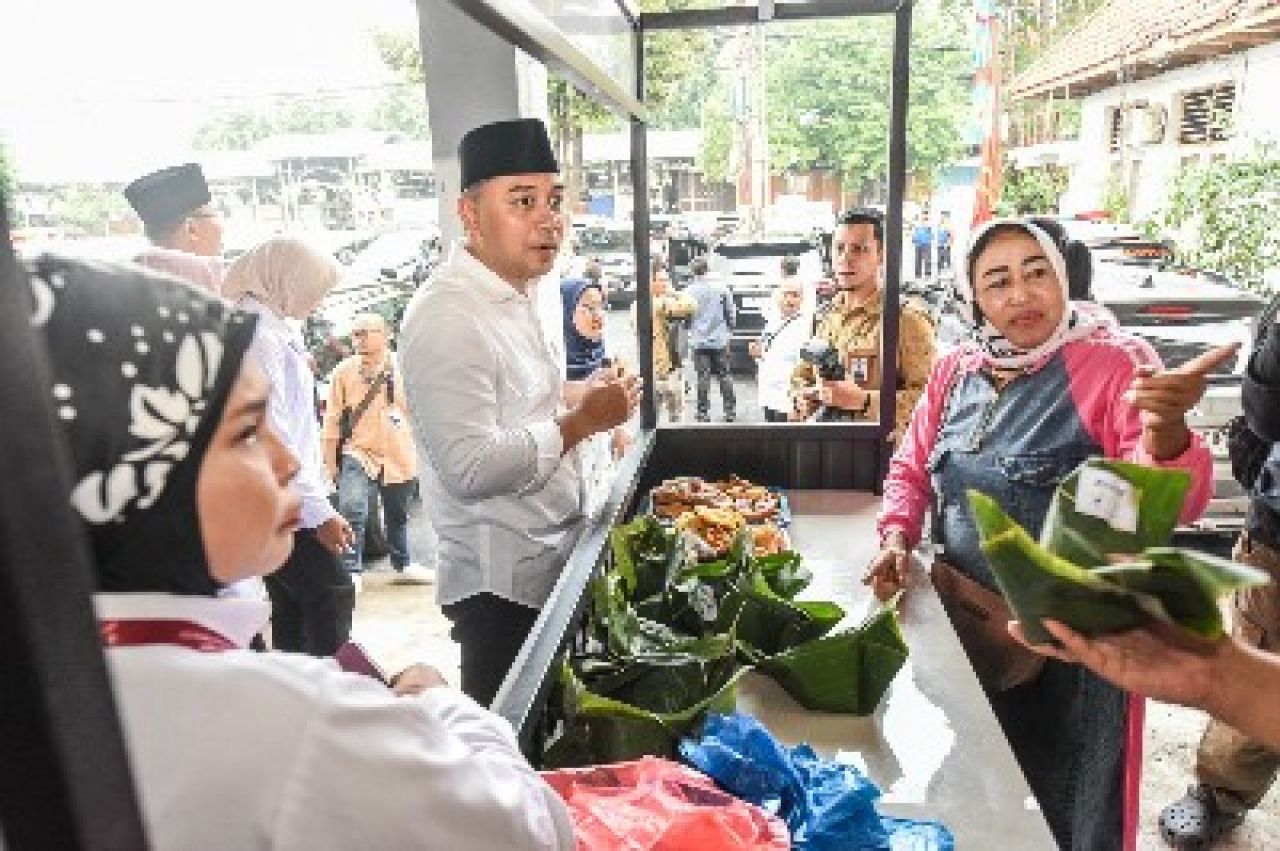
[792,290,936,438]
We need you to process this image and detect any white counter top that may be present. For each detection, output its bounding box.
[734,490,1057,849]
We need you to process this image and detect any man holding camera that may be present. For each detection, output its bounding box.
[400,118,641,706]
[792,209,935,437]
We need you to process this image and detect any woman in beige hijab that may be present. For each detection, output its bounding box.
[222,237,357,655]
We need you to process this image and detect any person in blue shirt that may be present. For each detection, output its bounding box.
[912,215,934,280]
[684,256,736,422]
[937,212,953,274]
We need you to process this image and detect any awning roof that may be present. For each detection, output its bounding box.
[1010,0,1280,100]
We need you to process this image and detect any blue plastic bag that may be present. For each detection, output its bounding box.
[681,713,953,851]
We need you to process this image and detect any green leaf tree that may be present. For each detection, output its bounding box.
[1157,145,1280,293]
[273,97,355,135]
[56,185,131,237]
[192,109,275,151]
[999,161,1069,215]
[762,8,970,201]
[193,96,354,151]
[369,29,430,140]
[0,144,14,204]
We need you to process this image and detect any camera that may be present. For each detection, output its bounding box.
[798,337,856,422]
[799,337,845,382]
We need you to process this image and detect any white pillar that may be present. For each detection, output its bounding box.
[417,0,548,246]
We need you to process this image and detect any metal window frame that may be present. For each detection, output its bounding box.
[477,0,917,757]
[639,0,905,31]
[447,0,647,121]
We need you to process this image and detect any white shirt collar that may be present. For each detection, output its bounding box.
[448,239,539,305]
[93,593,270,649]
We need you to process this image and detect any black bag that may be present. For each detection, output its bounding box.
[1228,415,1271,489]
[665,316,687,370]
[1226,293,1280,488]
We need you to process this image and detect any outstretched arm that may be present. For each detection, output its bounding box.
[1012,618,1280,753]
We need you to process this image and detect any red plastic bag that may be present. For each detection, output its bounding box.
[542,756,790,850]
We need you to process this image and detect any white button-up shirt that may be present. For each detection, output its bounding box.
[238,295,337,530]
[95,592,573,850]
[401,242,584,609]
[757,309,812,414]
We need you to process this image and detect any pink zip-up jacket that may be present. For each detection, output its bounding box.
[877,324,1214,548]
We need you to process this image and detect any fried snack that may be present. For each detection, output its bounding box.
[751,523,785,557]
[654,475,780,523]
[653,501,691,520]
[676,505,747,559]
[737,495,779,523]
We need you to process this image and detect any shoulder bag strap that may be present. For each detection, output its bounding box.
[343,367,390,439]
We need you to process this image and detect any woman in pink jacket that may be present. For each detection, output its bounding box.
[865,217,1231,850]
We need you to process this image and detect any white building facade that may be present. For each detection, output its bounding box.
[1064,40,1280,220]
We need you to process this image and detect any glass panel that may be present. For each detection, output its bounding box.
[532,0,637,102]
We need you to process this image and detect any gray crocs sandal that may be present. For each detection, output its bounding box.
[1158,784,1246,849]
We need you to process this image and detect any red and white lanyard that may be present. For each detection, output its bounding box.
[100,619,237,653]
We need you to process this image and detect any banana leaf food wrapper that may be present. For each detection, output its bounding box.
[760,605,909,714]
[550,484,910,766]
[969,458,1269,645]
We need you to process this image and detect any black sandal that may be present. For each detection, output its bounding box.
[1158,784,1246,849]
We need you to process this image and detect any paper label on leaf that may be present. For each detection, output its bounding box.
[1076,467,1139,533]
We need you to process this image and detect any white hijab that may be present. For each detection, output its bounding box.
[221,236,340,319]
[953,218,1106,370]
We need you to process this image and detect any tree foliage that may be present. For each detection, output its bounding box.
[697,74,734,183]
[1006,0,1110,76]
[369,29,430,139]
[1157,145,1280,293]
[0,144,14,203]
[56,185,131,237]
[758,8,969,193]
[372,29,425,86]
[999,161,1069,215]
[193,97,355,151]
[641,5,715,131]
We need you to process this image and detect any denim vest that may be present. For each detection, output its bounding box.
[929,355,1100,589]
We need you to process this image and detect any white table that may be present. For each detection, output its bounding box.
[734,491,1058,848]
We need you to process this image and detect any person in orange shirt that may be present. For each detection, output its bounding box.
[322,313,433,586]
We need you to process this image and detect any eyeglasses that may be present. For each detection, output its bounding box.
[185,210,220,221]
[576,303,607,316]
[351,328,383,338]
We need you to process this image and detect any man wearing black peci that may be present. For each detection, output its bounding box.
[401,119,641,706]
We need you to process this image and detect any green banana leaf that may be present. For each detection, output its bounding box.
[1093,548,1269,638]
[760,605,908,714]
[753,550,812,599]
[715,570,845,658]
[1039,458,1190,567]
[579,634,739,715]
[591,571,704,658]
[610,515,683,602]
[543,659,749,769]
[970,490,1147,644]
[555,492,910,772]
